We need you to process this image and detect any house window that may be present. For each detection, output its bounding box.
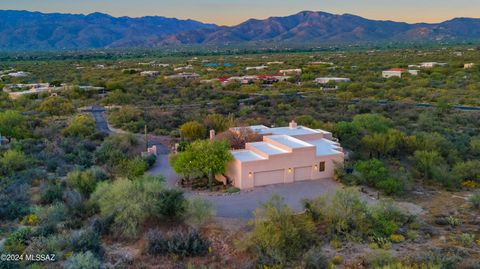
[319,161,325,172]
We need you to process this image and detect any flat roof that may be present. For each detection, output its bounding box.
[257,126,321,136]
[308,139,343,156]
[249,142,288,155]
[231,150,266,162]
[267,135,313,149]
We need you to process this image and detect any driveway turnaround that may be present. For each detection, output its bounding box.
[150,153,349,219]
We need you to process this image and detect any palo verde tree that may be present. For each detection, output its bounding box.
[0,110,25,142]
[171,139,233,188]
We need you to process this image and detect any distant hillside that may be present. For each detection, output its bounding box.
[0,10,217,50]
[1,10,480,50]
[164,11,480,45]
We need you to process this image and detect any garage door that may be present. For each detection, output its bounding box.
[254,169,285,187]
[294,166,311,181]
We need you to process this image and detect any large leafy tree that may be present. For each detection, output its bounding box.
[171,139,233,187]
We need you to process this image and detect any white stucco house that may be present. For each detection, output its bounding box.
[226,121,344,189]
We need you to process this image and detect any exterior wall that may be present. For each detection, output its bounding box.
[230,149,344,189]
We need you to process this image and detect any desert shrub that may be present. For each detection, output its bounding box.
[64,251,102,269]
[225,187,240,193]
[36,203,66,225]
[117,157,148,179]
[0,182,30,220]
[3,228,33,254]
[144,154,157,168]
[302,196,326,222]
[185,197,216,228]
[40,183,63,204]
[0,149,29,175]
[390,234,405,243]
[459,233,475,247]
[166,230,210,257]
[445,216,461,228]
[88,216,114,236]
[21,214,40,226]
[323,188,370,240]
[153,189,187,220]
[90,176,165,239]
[364,250,398,268]
[250,195,317,266]
[303,246,328,269]
[66,167,106,197]
[369,201,409,238]
[355,159,404,195]
[469,190,480,209]
[145,230,169,255]
[68,229,103,256]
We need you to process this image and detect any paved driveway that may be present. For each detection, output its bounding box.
[150,153,346,219]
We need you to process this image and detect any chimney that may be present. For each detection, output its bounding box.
[209,129,216,140]
[289,120,297,129]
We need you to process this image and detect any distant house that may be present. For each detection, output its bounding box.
[7,71,30,77]
[315,77,351,84]
[226,75,258,85]
[140,71,160,77]
[420,62,447,68]
[279,69,302,75]
[174,65,193,71]
[267,61,284,65]
[464,63,475,69]
[309,61,334,66]
[382,68,418,78]
[164,73,200,80]
[225,120,344,189]
[246,65,268,71]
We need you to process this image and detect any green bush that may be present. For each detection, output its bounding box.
[3,228,33,254]
[66,167,106,196]
[153,189,187,220]
[469,190,480,209]
[364,250,398,268]
[251,195,317,266]
[166,230,210,257]
[90,175,166,239]
[40,183,64,204]
[0,150,29,175]
[185,197,216,228]
[68,229,103,256]
[145,230,169,256]
[303,246,328,269]
[145,229,209,257]
[65,251,102,269]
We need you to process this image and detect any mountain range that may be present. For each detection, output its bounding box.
[1,10,480,50]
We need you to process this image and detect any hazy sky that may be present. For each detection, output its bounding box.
[2,0,480,26]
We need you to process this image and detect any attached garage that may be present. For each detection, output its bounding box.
[254,169,285,187]
[294,166,312,181]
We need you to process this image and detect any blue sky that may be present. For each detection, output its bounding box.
[2,0,479,25]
